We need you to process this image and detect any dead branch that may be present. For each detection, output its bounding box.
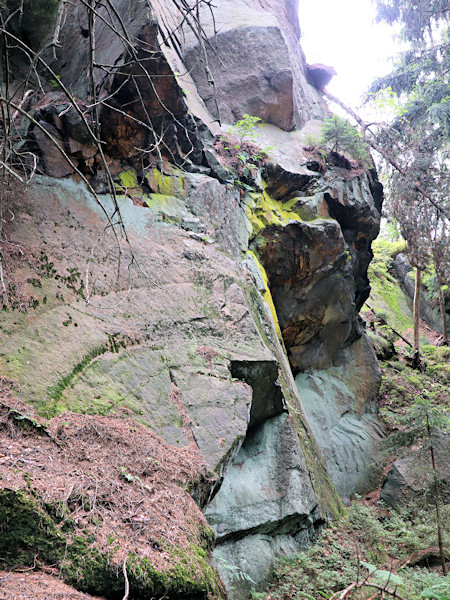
[331,579,409,600]
[365,302,413,348]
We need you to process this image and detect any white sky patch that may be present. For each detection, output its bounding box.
[298,0,402,110]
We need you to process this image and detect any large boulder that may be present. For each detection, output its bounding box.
[257,218,356,372]
[178,0,325,129]
[182,1,295,129]
[381,436,450,507]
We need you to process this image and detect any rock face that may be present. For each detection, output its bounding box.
[0,0,384,598]
[206,413,321,596]
[296,335,383,498]
[182,1,296,130]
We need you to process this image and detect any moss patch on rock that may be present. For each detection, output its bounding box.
[0,488,65,567]
[246,186,302,241]
[365,238,412,332]
[247,250,282,340]
[145,168,185,197]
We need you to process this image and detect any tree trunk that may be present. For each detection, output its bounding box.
[436,278,448,346]
[426,413,447,576]
[412,268,421,368]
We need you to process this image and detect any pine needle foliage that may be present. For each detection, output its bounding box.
[320,115,371,164]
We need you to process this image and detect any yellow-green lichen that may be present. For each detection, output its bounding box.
[247,250,282,341]
[145,168,185,197]
[144,193,184,224]
[117,169,139,192]
[246,187,302,239]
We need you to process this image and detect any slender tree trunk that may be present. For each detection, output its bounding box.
[436,276,448,346]
[426,413,447,576]
[412,267,421,368]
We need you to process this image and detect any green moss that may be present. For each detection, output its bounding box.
[0,489,64,566]
[62,535,122,596]
[43,345,109,417]
[367,330,394,360]
[144,193,184,224]
[116,169,140,193]
[365,238,413,333]
[121,543,222,599]
[379,344,449,428]
[0,489,222,599]
[42,334,128,418]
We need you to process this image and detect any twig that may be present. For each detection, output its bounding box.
[0,253,9,307]
[122,557,129,600]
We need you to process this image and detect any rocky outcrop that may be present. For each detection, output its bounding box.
[0,168,340,597]
[0,0,384,598]
[207,414,321,596]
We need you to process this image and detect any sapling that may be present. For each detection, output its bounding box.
[386,395,448,575]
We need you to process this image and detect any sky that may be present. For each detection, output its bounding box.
[298,0,402,110]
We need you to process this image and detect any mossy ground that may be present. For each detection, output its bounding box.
[0,400,223,599]
[261,501,449,600]
[378,344,449,430]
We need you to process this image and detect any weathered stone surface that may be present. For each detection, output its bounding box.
[182,4,295,129]
[296,334,384,497]
[248,0,327,125]
[256,219,356,372]
[0,176,268,476]
[178,0,325,129]
[184,173,249,257]
[0,173,340,596]
[34,122,76,177]
[320,170,382,311]
[206,413,321,596]
[0,0,387,595]
[48,2,151,99]
[214,527,318,598]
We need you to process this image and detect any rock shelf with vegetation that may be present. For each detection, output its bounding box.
[0,0,448,599]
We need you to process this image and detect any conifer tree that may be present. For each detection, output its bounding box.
[368,0,449,353]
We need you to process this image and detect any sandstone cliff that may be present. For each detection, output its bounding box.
[0,1,383,598]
